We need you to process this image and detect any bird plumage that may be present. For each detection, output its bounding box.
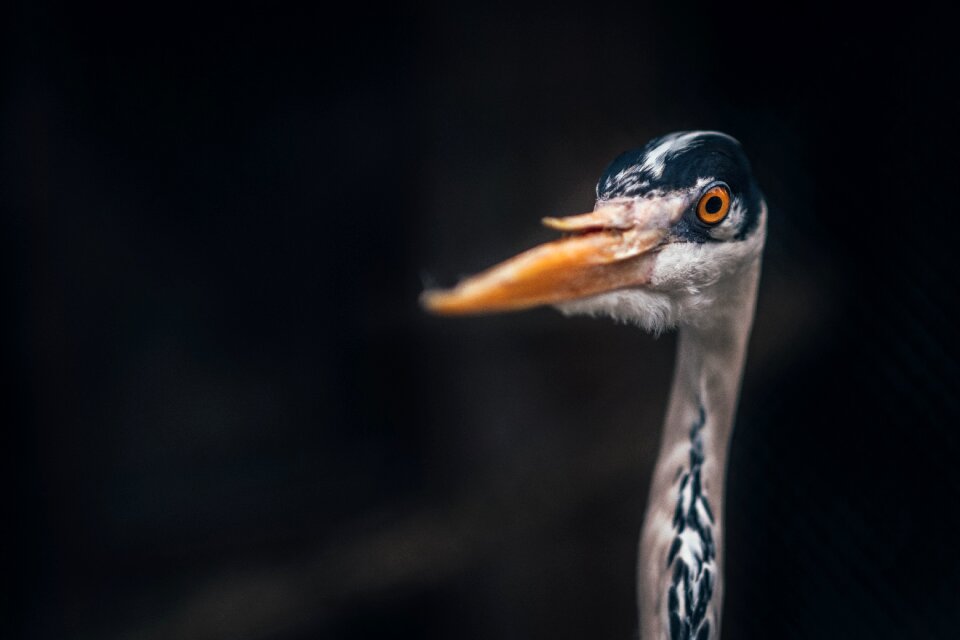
[424,130,766,639]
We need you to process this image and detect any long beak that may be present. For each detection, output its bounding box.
[421,196,687,315]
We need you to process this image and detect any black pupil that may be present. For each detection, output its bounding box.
[705,195,723,215]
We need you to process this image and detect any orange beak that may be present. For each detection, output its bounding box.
[421,196,688,315]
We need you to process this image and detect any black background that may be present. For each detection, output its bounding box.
[5,2,960,639]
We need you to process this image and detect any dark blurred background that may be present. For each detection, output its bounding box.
[4,2,960,639]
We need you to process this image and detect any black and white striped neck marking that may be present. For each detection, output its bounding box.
[666,404,717,640]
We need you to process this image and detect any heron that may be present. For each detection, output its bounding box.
[422,131,765,640]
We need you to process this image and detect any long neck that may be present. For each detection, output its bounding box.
[638,258,761,640]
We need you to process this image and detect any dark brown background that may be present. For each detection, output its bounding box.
[5,2,959,639]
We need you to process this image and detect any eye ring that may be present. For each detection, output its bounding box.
[696,184,731,225]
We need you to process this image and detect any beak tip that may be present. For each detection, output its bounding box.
[420,288,465,316]
[419,289,444,313]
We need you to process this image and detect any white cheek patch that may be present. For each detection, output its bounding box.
[655,216,764,293]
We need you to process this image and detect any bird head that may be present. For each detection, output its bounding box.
[422,131,766,333]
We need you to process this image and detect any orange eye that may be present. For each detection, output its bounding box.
[696,185,731,225]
